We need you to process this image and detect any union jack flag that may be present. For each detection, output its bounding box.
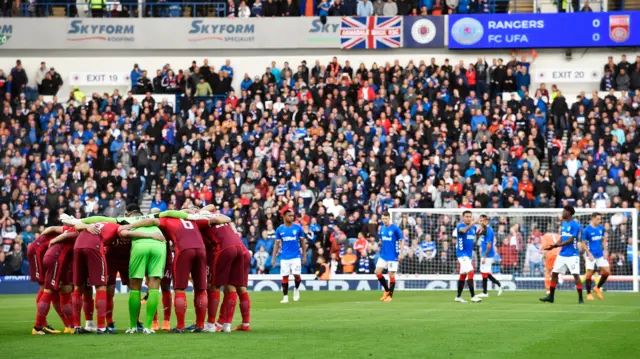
[340,16,403,50]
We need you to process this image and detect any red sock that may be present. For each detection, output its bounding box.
[217,294,228,324]
[95,290,107,329]
[35,291,53,328]
[36,289,47,326]
[106,292,114,324]
[239,292,251,325]
[162,291,172,322]
[207,290,220,324]
[174,292,187,330]
[194,290,208,329]
[60,293,73,328]
[51,292,66,327]
[222,292,238,325]
[36,289,44,304]
[83,293,94,321]
[72,290,83,328]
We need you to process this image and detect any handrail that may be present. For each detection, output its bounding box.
[19,2,227,18]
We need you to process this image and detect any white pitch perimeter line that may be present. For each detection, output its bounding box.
[266,308,636,315]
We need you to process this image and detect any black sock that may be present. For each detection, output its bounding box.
[488,274,501,287]
[294,278,301,290]
[390,281,395,297]
[577,288,583,301]
[457,280,464,297]
[482,278,488,294]
[466,279,475,297]
[597,275,608,288]
[550,285,556,299]
[586,278,592,294]
[282,280,289,296]
[377,276,390,292]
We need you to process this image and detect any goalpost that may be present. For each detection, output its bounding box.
[388,208,639,292]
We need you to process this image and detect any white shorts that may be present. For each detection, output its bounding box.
[281,258,302,276]
[480,258,493,274]
[585,256,610,271]
[375,258,398,272]
[458,257,474,274]
[552,256,580,275]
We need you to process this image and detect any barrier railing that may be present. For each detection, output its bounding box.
[19,2,226,18]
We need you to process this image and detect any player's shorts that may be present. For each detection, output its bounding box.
[281,257,303,276]
[106,257,130,286]
[43,246,74,290]
[552,255,580,275]
[73,248,107,287]
[173,248,207,291]
[480,258,493,273]
[375,258,398,272]
[585,256,610,271]
[457,256,474,274]
[161,251,174,288]
[27,243,47,284]
[213,246,250,287]
[206,248,216,283]
[545,254,558,271]
[129,241,167,279]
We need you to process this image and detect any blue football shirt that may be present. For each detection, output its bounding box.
[455,223,477,258]
[559,219,581,257]
[378,223,404,261]
[479,225,495,258]
[275,223,304,260]
[582,224,605,259]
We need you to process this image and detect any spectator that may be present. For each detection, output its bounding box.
[581,1,593,11]
[251,0,263,16]
[330,0,347,15]
[282,0,299,16]
[6,242,24,275]
[383,0,398,15]
[238,1,251,17]
[525,235,543,276]
[373,0,384,15]
[357,0,374,15]
[149,193,167,212]
[341,248,357,274]
[254,246,270,274]
[498,237,518,274]
[195,77,212,96]
[318,0,330,16]
[0,252,7,275]
[616,68,630,92]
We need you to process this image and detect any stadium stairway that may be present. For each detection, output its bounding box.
[509,0,534,12]
[140,156,178,213]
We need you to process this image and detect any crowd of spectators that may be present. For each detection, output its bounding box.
[2,0,507,18]
[0,53,639,278]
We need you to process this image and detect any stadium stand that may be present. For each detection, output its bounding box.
[0,53,639,279]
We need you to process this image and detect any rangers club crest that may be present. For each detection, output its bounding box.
[609,15,630,43]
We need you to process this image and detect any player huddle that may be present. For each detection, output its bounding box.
[28,203,254,335]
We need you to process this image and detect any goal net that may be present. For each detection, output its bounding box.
[389,208,639,292]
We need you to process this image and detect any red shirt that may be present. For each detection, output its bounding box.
[31,233,56,251]
[198,222,243,250]
[159,217,205,252]
[74,223,120,251]
[498,245,518,267]
[47,225,76,255]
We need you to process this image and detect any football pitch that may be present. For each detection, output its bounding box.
[1,291,639,359]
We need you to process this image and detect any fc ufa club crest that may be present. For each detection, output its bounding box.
[609,15,630,43]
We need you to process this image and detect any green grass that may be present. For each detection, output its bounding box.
[1,291,639,359]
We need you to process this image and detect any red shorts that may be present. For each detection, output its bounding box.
[173,248,207,291]
[73,248,107,287]
[43,246,74,290]
[161,251,174,287]
[106,257,130,286]
[213,246,250,288]
[206,247,216,284]
[28,242,47,284]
